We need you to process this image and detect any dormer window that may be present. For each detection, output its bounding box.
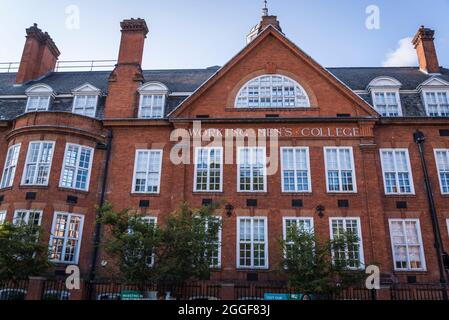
[367,77,402,117]
[419,77,449,117]
[72,83,101,118]
[235,75,310,108]
[25,84,54,112]
[138,82,169,119]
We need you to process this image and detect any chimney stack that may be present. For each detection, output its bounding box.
[105,18,149,119]
[16,24,60,84]
[117,18,149,65]
[412,26,440,74]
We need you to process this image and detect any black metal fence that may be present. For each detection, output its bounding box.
[42,279,70,300]
[86,280,222,300]
[234,282,376,300]
[390,284,449,300]
[0,279,29,300]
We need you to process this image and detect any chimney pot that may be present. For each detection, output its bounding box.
[412,26,440,74]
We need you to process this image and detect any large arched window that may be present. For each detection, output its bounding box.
[235,75,310,108]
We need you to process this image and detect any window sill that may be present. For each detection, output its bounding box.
[57,187,89,195]
[0,186,13,192]
[228,107,319,112]
[384,194,417,198]
[130,193,161,197]
[19,185,49,190]
[192,192,224,195]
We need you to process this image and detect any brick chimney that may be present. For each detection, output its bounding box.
[16,24,61,84]
[412,26,440,74]
[105,18,149,118]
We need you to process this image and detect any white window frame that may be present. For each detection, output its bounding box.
[235,74,310,109]
[422,89,449,117]
[59,143,94,192]
[72,95,99,118]
[21,141,55,186]
[329,217,365,270]
[138,94,166,119]
[1,143,21,189]
[388,219,426,272]
[141,216,158,267]
[237,147,267,193]
[236,217,268,269]
[0,211,7,225]
[280,147,312,193]
[25,95,51,112]
[12,210,43,226]
[131,149,163,194]
[447,219,449,238]
[48,212,85,265]
[379,149,415,195]
[193,147,223,193]
[324,147,357,193]
[434,149,449,195]
[371,89,403,117]
[205,216,222,268]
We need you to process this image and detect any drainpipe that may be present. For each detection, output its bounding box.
[89,130,113,282]
[413,130,448,288]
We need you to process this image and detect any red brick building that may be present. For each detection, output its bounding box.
[1,11,449,286]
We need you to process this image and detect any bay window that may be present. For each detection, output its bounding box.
[22,141,55,186]
[1,143,21,189]
[60,144,94,191]
[49,212,84,264]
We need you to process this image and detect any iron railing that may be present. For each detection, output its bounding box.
[41,278,70,300]
[0,60,117,73]
[0,279,29,300]
[390,284,449,300]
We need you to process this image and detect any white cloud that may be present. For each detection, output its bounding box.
[382,37,418,67]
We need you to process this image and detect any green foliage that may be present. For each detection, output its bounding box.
[97,203,161,285]
[0,222,50,286]
[281,224,364,295]
[97,201,222,285]
[157,202,222,283]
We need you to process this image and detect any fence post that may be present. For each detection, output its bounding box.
[69,279,87,301]
[25,277,46,300]
[220,283,235,300]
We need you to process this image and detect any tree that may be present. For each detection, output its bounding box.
[156,202,222,283]
[97,202,161,287]
[0,222,50,286]
[281,224,364,296]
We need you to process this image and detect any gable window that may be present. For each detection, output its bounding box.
[49,212,84,264]
[25,84,54,112]
[237,217,268,269]
[73,96,98,117]
[283,218,313,259]
[281,147,311,193]
[236,75,310,108]
[423,91,449,117]
[367,77,402,117]
[60,144,94,192]
[22,141,55,186]
[0,211,6,225]
[380,149,414,195]
[1,144,21,189]
[132,150,163,194]
[373,92,401,116]
[435,149,449,194]
[324,147,356,193]
[330,218,364,269]
[389,219,426,271]
[194,147,223,192]
[238,147,266,192]
[72,84,101,117]
[138,82,168,119]
[13,210,43,226]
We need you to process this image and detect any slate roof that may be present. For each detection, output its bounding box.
[0,66,448,120]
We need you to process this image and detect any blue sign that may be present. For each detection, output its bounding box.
[264,293,290,300]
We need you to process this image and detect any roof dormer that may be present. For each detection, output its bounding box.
[367,77,403,117]
[137,82,169,119]
[25,84,55,112]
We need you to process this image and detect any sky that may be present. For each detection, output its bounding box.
[0,0,448,70]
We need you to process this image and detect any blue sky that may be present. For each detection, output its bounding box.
[0,0,448,69]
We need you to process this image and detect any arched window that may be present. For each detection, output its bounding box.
[138,82,169,119]
[367,77,403,117]
[235,75,310,108]
[25,84,54,112]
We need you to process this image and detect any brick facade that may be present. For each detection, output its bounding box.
[0,14,449,286]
